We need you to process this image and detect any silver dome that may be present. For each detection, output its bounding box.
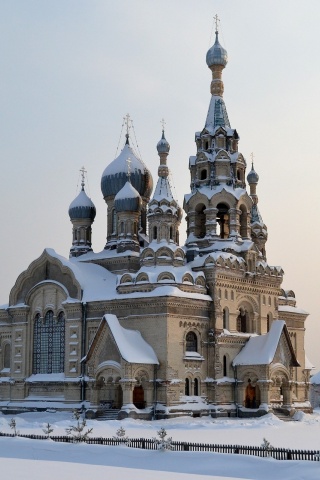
[206,32,228,68]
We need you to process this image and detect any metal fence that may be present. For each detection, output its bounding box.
[0,432,319,461]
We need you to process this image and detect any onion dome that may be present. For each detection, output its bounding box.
[68,188,96,221]
[157,130,170,155]
[101,135,153,198]
[206,31,228,68]
[114,181,142,212]
[247,164,259,184]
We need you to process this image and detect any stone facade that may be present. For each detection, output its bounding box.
[0,30,312,418]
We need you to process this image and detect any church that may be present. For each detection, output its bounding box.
[0,28,312,419]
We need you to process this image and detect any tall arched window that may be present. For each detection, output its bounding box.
[195,204,206,238]
[239,205,248,238]
[153,226,157,240]
[3,344,10,369]
[186,332,197,352]
[194,378,199,396]
[33,311,65,374]
[216,203,229,239]
[185,378,190,396]
[237,308,247,333]
[223,355,227,377]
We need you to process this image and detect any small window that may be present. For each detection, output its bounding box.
[186,332,197,352]
[3,344,10,369]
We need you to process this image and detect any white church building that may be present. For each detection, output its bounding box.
[0,28,312,419]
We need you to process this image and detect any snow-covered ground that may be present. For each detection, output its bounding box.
[1,410,320,479]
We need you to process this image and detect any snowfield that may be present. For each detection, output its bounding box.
[1,410,320,479]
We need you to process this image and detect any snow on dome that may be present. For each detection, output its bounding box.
[101,142,153,198]
[68,189,96,221]
[114,181,142,212]
[206,31,228,68]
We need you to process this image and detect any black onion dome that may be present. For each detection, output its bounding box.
[68,189,96,221]
[101,143,153,199]
[114,181,142,212]
[157,130,170,154]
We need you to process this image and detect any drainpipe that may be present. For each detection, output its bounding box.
[80,302,87,404]
[153,364,158,420]
[233,364,239,418]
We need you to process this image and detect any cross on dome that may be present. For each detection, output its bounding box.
[214,13,220,33]
[80,166,87,190]
[251,152,255,168]
[124,113,132,143]
[161,118,166,133]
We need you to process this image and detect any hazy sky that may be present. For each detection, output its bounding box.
[1,1,319,370]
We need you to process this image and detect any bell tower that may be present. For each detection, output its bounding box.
[183,21,252,252]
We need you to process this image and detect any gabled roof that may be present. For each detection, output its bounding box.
[233,320,299,367]
[86,314,159,365]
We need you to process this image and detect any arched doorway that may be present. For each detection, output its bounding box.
[133,385,145,409]
[95,364,122,409]
[244,379,261,409]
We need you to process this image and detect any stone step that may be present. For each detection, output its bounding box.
[96,409,120,421]
[273,409,295,422]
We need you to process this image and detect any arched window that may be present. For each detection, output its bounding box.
[33,311,65,374]
[201,169,207,180]
[169,226,173,240]
[216,203,229,239]
[153,226,157,240]
[239,205,248,238]
[194,378,199,396]
[195,204,206,238]
[3,344,10,369]
[185,378,190,396]
[237,308,247,333]
[186,332,197,352]
[223,355,227,377]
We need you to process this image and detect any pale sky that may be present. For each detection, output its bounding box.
[1,1,319,370]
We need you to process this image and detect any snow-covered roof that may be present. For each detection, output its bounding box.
[104,314,159,364]
[278,305,309,315]
[233,320,298,366]
[205,95,231,132]
[38,249,118,303]
[184,184,247,203]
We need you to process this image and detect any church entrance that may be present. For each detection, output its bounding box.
[133,385,145,409]
[96,368,123,409]
[245,379,260,408]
